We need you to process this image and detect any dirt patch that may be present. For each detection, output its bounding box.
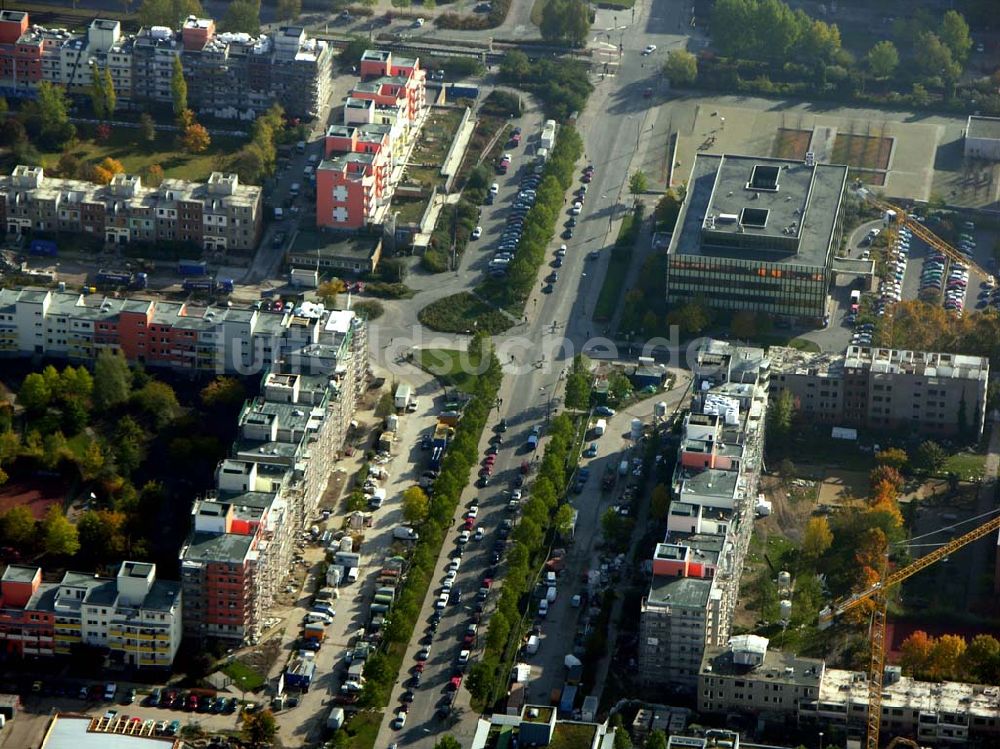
[0,478,68,519]
[771,128,812,160]
[831,133,893,170]
[851,168,886,186]
[815,469,868,507]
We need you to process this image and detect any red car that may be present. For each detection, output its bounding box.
[187,694,199,711]
[484,454,497,466]
[463,518,475,531]
[481,577,493,589]
[479,465,493,477]
[448,675,463,692]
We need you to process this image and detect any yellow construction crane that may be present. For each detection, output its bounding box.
[818,512,1000,749]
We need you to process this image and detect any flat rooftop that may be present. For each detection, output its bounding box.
[844,345,989,381]
[289,230,380,261]
[181,531,254,564]
[701,644,824,689]
[967,115,1000,141]
[679,467,739,499]
[42,715,181,748]
[669,154,848,269]
[647,574,713,609]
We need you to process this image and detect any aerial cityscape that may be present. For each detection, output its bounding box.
[0,0,997,748]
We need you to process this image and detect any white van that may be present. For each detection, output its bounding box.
[538,599,549,617]
[346,567,359,584]
[305,612,332,625]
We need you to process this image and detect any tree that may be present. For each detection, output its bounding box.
[114,417,146,475]
[241,709,278,748]
[57,151,82,179]
[131,381,179,428]
[629,171,648,195]
[663,49,698,85]
[40,506,79,556]
[277,0,302,21]
[317,279,347,306]
[222,0,261,34]
[612,715,633,749]
[870,464,904,492]
[866,40,899,79]
[931,634,967,680]
[654,189,684,231]
[649,484,669,522]
[1,506,37,548]
[171,55,187,116]
[767,389,795,439]
[181,120,211,153]
[139,113,156,143]
[59,365,93,403]
[103,66,116,117]
[802,516,833,561]
[374,392,394,418]
[540,0,591,47]
[900,630,935,676]
[667,301,709,335]
[94,350,131,410]
[914,440,946,474]
[19,373,52,413]
[27,81,75,149]
[939,10,972,65]
[41,431,69,470]
[731,310,757,340]
[874,447,908,471]
[434,737,462,749]
[142,164,165,187]
[564,355,591,410]
[646,730,668,749]
[916,32,961,82]
[90,63,108,120]
[401,486,429,525]
[138,0,204,27]
[201,377,247,410]
[77,509,127,560]
[554,504,576,536]
[963,634,1000,680]
[79,440,105,480]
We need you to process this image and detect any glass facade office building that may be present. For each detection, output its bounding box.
[666,154,849,323]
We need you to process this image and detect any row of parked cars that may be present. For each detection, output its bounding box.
[487,163,541,278]
[877,225,912,308]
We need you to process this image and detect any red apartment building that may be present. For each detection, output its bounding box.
[0,11,41,91]
[0,566,54,658]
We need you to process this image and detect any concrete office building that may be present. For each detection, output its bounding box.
[180,311,368,645]
[639,341,770,692]
[964,116,1000,161]
[768,344,989,437]
[666,154,849,323]
[0,166,262,252]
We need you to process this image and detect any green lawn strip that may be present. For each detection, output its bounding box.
[415,349,481,393]
[592,249,631,322]
[220,660,265,692]
[942,452,987,481]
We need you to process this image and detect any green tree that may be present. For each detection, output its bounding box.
[629,171,648,195]
[171,56,187,117]
[1,506,37,548]
[914,440,946,474]
[401,486,430,525]
[222,0,261,34]
[26,81,75,149]
[200,377,247,410]
[317,279,347,306]
[667,301,709,335]
[875,447,908,471]
[138,0,204,27]
[241,709,278,748]
[564,355,592,410]
[104,66,116,117]
[131,381,180,428]
[939,10,972,65]
[802,516,833,561]
[40,505,80,556]
[277,0,302,21]
[866,40,899,78]
[19,373,52,413]
[649,484,669,522]
[59,366,93,402]
[767,389,795,439]
[554,503,575,537]
[466,660,497,702]
[90,63,108,120]
[730,310,758,340]
[540,0,591,47]
[646,730,668,749]
[41,431,69,470]
[434,737,462,749]
[612,714,633,749]
[663,49,698,86]
[114,416,146,475]
[916,32,961,82]
[79,440,106,481]
[94,350,132,410]
[77,509,127,560]
[139,113,156,143]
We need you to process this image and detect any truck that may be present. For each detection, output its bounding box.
[540,119,557,150]
[393,526,419,541]
[97,270,148,289]
[526,635,540,655]
[334,551,361,569]
[394,384,412,410]
[29,239,58,257]
[177,259,208,276]
[326,706,345,732]
[183,277,234,294]
[373,586,396,605]
[290,268,319,288]
[592,418,607,437]
[303,622,326,641]
[285,653,316,691]
[559,684,578,715]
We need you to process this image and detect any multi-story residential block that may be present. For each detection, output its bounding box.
[180,310,368,645]
[0,12,331,120]
[316,49,426,230]
[0,562,181,668]
[639,340,769,693]
[768,344,989,437]
[470,704,617,749]
[666,154,848,324]
[0,166,263,252]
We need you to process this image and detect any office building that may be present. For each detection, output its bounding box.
[316,50,426,230]
[768,344,989,437]
[0,167,263,252]
[180,311,368,645]
[0,562,181,668]
[964,116,1000,161]
[666,154,849,323]
[639,341,769,692]
[0,11,331,120]
[666,730,742,749]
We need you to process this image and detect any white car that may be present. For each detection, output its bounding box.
[511,489,522,501]
[489,183,499,195]
[442,579,453,591]
[473,527,485,541]
[556,245,567,257]
[449,557,461,572]
[445,570,458,582]
[435,593,449,610]
[466,506,479,519]
[642,44,657,55]
[458,650,471,665]
[471,226,482,240]
[394,711,407,729]
[414,17,425,27]
[458,530,471,545]
[570,202,582,215]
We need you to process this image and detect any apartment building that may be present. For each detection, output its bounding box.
[698,636,824,720]
[0,562,181,669]
[639,340,769,692]
[768,344,989,437]
[316,49,426,231]
[0,166,262,252]
[0,288,368,377]
[470,704,617,749]
[180,311,368,644]
[0,12,331,120]
[666,731,742,749]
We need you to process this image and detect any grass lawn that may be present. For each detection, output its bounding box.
[393,196,430,225]
[416,349,482,393]
[220,660,266,692]
[418,292,514,334]
[593,249,631,322]
[530,0,549,25]
[24,126,244,182]
[343,710,383,749]
[771,128,812,160]
[406,108,465,188]
[943,452,987,481]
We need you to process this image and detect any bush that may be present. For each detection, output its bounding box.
[498,52,592,121]
[363,282,415,299]
[352,300,384,320]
